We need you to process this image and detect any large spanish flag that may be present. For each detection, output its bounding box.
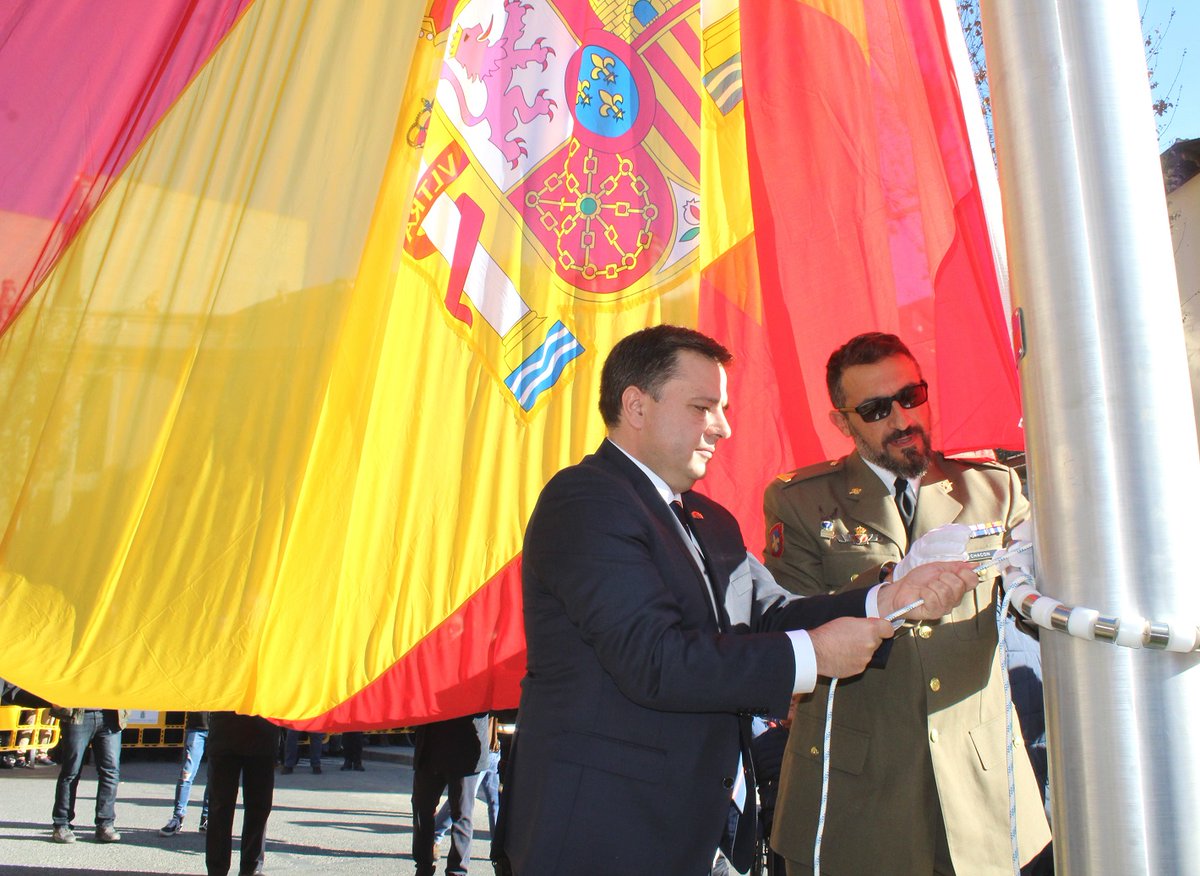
[0,0,1018,726]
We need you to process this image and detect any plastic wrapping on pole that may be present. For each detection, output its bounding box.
[980,0,1200,873]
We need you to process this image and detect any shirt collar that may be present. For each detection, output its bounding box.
[606,438,679,505]
[860,454,920,498]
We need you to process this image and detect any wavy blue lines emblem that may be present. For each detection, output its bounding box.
[505,321,584,411]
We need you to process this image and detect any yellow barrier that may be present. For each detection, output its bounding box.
[121,710,188,748]
[0,706,60,754]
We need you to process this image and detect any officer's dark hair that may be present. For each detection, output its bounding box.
[826,332,918,407]
[599,325,732,427]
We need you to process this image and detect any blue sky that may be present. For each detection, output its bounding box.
[1147,0,1197,146]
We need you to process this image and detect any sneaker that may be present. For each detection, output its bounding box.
[159,816,183,837]
[95,825,121,843]
[198,815,209,833]
[52,825,76,844]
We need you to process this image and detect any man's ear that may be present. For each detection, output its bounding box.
[621,385,645,427]
[829,408,852,438]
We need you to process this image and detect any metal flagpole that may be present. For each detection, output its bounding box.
[979,0,1200,873]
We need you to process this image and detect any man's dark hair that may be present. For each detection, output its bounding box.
[825,332,918,407]
[599,325,732,427]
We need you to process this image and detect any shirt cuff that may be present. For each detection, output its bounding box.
[865,583,883,618]
[786,630,816,693]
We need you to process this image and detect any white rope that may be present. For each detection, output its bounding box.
[812,677,837,875]
[996,585,1021,875]
[813,598,924,875]
[813,534,1200,876]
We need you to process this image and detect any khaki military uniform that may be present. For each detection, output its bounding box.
[762,451,1051,875]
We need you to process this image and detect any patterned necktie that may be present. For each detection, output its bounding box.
[894,476,915,538]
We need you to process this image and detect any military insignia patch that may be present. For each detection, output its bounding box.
[849,487,863,496]
[820,519,834,540]
[837,525,877,545]
[768,522,784,557]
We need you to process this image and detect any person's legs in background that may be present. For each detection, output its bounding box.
[236,753,275,876]
[445,772,481,876]
[162,727,208,834]
[51,712,96,840]
[90,715,122,835]
[307,733,323,773]
[205,751,241,876]
[411,768,447,876]
[281,729,300,772]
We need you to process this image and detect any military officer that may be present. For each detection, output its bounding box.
[763,332,1051,875]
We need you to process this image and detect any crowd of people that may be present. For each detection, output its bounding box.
[0,698,505,876]
[3,325,1055,875]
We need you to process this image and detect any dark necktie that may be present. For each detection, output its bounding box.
[894,476,915,538]
[671,498,724,627]
[672,498,748,862]
[670,499,705,559]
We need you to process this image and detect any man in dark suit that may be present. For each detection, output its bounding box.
[494,325,977,876]
[410,713,491,876]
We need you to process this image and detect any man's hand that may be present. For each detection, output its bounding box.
[877,560,977,620]
[809,616,895,679]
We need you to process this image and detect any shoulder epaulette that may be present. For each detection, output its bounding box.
[774,457,845,486]
[949,454,1011,472]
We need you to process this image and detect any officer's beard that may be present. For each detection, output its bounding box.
[853,424,932,480]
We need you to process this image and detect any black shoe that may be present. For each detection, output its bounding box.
[281,766,293,774]
[353,763,364,771]
[340,762,352,771]
[312,764,322,774]
[198,814,208,833]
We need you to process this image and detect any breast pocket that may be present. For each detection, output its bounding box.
[821,539,898,593]
[953,533,1005,637]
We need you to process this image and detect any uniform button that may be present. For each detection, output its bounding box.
[917,625,932,639]
[929,677,942,692]
[809,746,820,757]
[722,777,734,789]
[930,728,940,743]
[850,573,859,582]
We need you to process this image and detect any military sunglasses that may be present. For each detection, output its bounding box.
[836,381,929,423]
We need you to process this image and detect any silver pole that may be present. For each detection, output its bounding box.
[980,1,1200,873]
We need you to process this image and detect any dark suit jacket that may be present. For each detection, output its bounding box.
[498,440,875,876]
[413,713,490,777]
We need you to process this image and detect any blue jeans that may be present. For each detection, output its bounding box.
[52,710,122,827]
[172,728,211,819]
[433,749,501,838]
[283,729,323,768]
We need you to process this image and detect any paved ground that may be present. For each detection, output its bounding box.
[0,746,494,875]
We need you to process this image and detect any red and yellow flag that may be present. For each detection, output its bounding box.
[0,0,1019,727]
